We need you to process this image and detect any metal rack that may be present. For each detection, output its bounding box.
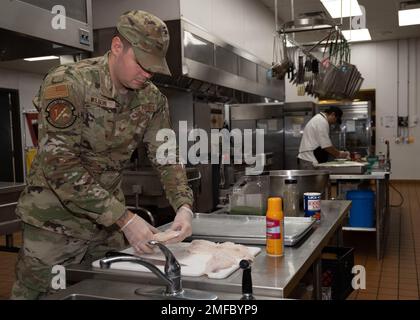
[270,0,363,100]
[329,171,391,260]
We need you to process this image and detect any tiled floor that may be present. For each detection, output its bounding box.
[0,182,419,300]
[346,181,420,300]
[0,232,21,300]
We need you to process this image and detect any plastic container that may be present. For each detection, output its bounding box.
[229,175,269,215]
[346,190,375,228]
[283,179,299,217]
[266,197,284,257]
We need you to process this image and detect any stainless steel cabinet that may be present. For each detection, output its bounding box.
[0,0,93,53]
[283,102,315,169]
[230,103,284,170]
[0,182,25,252]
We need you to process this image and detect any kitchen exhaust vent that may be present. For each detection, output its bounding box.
[94,19,284,101]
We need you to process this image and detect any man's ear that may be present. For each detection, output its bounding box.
[111,36,124,55]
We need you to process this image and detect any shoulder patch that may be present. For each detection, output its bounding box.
[46,99,77,129]
[44,84,69,100]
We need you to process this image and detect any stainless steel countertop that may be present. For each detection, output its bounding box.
[65,200,351,299]
[330,171,390,180]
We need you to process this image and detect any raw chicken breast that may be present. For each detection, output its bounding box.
[152,230,180,242]
[187,240,254,273]
[205,252,236,273]
[188,240,218,254]
[218,242,254,260]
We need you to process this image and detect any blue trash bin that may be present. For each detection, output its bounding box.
[346,190,375,228]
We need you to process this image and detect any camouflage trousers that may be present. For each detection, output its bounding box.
[11,222,127,300]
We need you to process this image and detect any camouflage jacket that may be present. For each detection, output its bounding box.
[17,52,193,240]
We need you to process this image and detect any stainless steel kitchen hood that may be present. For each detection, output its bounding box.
[94,18,285,101]
[0,0,93,61]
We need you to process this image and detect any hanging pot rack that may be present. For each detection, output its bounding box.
[270,0,363,100]
[280,17,339,34]
[277,16,349,64]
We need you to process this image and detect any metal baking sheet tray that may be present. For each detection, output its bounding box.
[315,161,367,174]
[159,214,316,247]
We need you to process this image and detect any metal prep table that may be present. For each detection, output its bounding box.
[0,182,25,252]
[63,200,351,300]
[329,171,390,260]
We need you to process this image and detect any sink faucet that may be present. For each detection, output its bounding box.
[99,241,218,300]
[239,259,255,300]
[100,240,181,295]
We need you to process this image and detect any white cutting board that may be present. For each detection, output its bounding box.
[92,243,261,279]
[316,160,366,167]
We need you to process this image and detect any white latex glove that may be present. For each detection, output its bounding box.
[339,151,351,160]
[165,206,194,244]
[120,215,159,254]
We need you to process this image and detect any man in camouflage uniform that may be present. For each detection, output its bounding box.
[11,10,194,299]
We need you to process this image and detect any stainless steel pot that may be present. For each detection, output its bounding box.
[269,170,330,204]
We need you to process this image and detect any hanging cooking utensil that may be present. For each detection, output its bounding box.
[271,33,292,80]
[332,62,351,99]
[311,59,320,96]
[296,55,306,96]
[304,57,312,82]
[313,29,336,98]
[289,47,299,83]
[270,34,281,78]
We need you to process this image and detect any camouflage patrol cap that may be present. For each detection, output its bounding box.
[117,10,171,76]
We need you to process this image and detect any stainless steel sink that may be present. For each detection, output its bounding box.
[43,279,260,300]
[44,279,222,300]
[61,294,117,300]
[43,279,164,300]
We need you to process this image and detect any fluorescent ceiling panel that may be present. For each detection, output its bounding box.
[321,0,363,18]
[342,28,371,42]
[398,8,420,26]
[24,56,59,62]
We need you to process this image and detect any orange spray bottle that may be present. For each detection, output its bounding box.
[266,197,284,256]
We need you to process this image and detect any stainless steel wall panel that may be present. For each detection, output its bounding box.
[0,0,93,52]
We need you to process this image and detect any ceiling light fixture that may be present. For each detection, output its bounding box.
[24,56,60,62]
[399,8,420,26]
[342,28,371,42]
[320,0,363,18]
[398,1,420,26]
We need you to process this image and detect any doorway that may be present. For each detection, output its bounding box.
[0,88,23,182]
[354,89,376,153]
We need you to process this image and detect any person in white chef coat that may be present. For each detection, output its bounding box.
[297,106,350,169]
